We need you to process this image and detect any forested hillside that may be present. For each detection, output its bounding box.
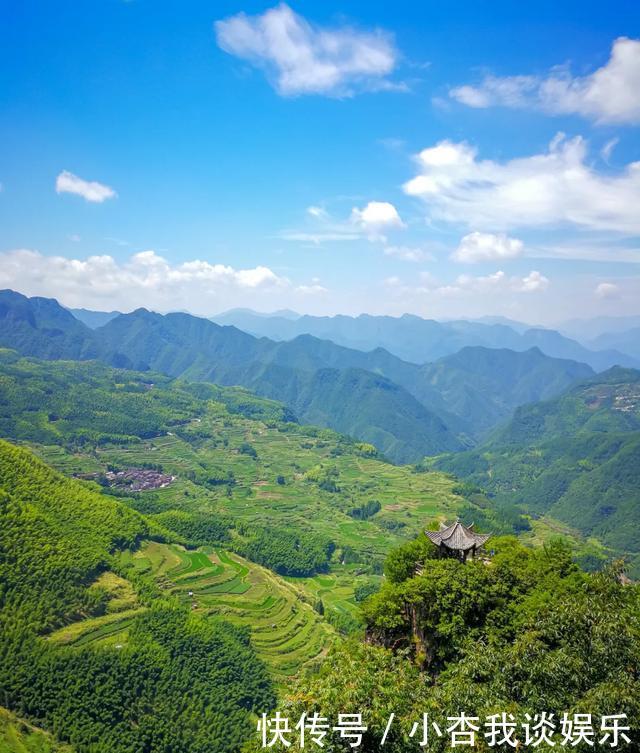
[284,535,640,752]
[0,707,74,752]
[0,439,274,753]
[435,367,640,574]
[0,344,635,752]
[0,351,523,567]
[418,346,593,437]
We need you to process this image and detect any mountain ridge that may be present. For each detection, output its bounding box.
[0,289,601,463]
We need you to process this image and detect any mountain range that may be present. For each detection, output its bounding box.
[0,289,601,463]
[210,308,638,371]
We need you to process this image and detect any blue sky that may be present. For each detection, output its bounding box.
[1,0,639,323]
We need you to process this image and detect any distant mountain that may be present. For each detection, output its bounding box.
[434,367,640,557]
[469,315,536,334]
[418,346,594,437]
[69,307,121,328]
[519,327,635,371]
[560,315,640,342]
[213,307,301,326]
[0,289,100,360]
[588,327,640,361]
[0,290,603,463]
[211,309,637,371]
[94,308,464,462]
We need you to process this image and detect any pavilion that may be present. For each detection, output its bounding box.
[425,520,490,562]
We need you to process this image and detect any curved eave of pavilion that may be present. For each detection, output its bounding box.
[425,521,490,552]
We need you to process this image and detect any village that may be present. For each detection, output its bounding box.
[76,467,176,492]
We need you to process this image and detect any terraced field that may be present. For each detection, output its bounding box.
[34,412,462,568]
[50,542,336,680]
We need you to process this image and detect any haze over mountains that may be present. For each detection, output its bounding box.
[211,308,639,372]
[70,303,640,372]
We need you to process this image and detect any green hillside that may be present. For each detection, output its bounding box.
[285,537,640,751]
[0,708,74,753]
[0,352,634,752]
[0,351,532,567]
[435,367,640,573]
[0,439,274,753]
[48,542,338,681]
[0,290,100,361]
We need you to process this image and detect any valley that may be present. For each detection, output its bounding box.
[0,295,638,752]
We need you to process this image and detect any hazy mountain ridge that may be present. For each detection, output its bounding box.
[418,346,594,437]
[211,308,638,371]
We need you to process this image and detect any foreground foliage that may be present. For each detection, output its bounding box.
[286,537,640,751]
[0,440,274,753]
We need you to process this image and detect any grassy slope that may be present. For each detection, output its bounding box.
[0,709,74,753]
[34,410,462,565]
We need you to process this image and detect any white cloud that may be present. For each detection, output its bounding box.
[383,245,433,262]
[215,3,398,97]
[350,200,404,240]
[403,133,640,234]
[450,37,640,124]
[595,282,620,299]
[601,137,619,163]
[306,205,329,219]
[55,171,117,203]
[296,277,328,295]
[452,232,524,264]
[0,249,291,315]
[282,200,404,244]
[518,270,550,292]
[431,269,549,296]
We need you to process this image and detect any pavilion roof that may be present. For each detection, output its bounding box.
[425,520,490,552]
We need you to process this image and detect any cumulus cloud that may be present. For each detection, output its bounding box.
[350,200,405,240]
[0,249,294,315]
[595,282,620,299]
[282,200,405,245]
[452,232,524,264]
[55,171,117,203]
[450,37,640,124]
[403,133,640,234]
[215,3,399,97]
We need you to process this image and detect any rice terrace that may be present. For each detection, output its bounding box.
[48,542,338,680]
